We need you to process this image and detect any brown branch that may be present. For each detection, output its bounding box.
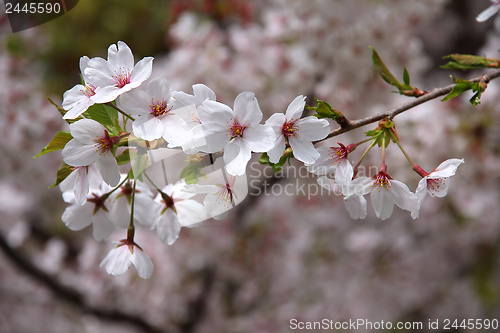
[322,69,500,141]
[0,229,164,333]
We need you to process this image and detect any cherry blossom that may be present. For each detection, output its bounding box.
[345,168,418,220]
[85,41,153,103]
[62,56,98,119]
[476,1,500,22]
[412,158,464,218]
[196,92,275,175]
[62,119,120,187]
[317,176,367,219]
[59,164,102,205]
[154,180,207,245]
[266,95,330,164]
[100,240,154,279]
[117,77,191,146]
[307,143,354,185]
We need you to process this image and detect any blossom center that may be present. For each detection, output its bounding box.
[329,144,348,164]
[230,120,246,138]
[149,99,172,117]
[82,84,96,98]
[282,120,299,138]
[427,178,445,193]
[94,130,114,155]
[372,171,391,191]
[217,183,234,208]
[113,67,131,88]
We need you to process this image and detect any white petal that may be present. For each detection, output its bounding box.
[175,200,207,226]
[233,92,262,125]
[130,57,154,84]
[117,88,149,116]
[429,158,464,178]
[265,113,286,132]
[110,197,131,229]
[390,179,418,214]
[61,203,93,230]
[371,188,394,220]
[85,57,114,87]
[193,84,216,103]
[62,140,98,167]
[426,177,450,198]
[96,153,120,187]
[296,117,330,141]
[267,135,286,164]
[198,121,230,153]
[156,210,181,245]
[306,147,336,175]
[289,138,320,164]
[69,119,105,143]
[344,195,367,219]
[109,41,134,70]
[317,176,342,196]
[74,167,90,205]
[284,95,306,120]
[224,139,251,176]
[162,115,192,147]
[92,209,115,241]
[130,249,154,279]
[244,124,276,152]
[100,246,132,276]
[198,99,234,124]
[334,158,353,186]
[476,4,500,22]
[344,177,373,198]
[90,85,121,104]
[146,77,171,101]
[133,114,165,141]
[412,178,428,219]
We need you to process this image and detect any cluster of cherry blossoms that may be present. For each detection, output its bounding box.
[39,41,465,279]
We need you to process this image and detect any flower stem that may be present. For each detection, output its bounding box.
[144,172,164,193]
[127,179,137,242]
[107,102,135,121]
[353,139,377,178]
[102,175,129,200]
[388,130,415,168]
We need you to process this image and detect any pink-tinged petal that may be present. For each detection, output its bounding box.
[62,140,98,167]
[426,177,450,198]
[335,158,353,186]
[130,249,154,279]
[175,200,207,226]
[96,153,120,187]
[79,56,91,82]
[63,98,94,120]
[289,138,320,164]
[156,210,181,245]
[233,92,262,125]
[429,158,464,178]
[344,177,373,198]
[244,124,276,152]
[267,135,286,164]
[62,203,93,230]
[92,209,115,241]
[133,114,165,141]
[90,85,121,104]
[344,195,367,219]
[111,197,131,229]
[100,246,131,276]
[295,117,330,141]
[69,119,105,143]
[306,147,336,175]
[109,41,134,70]
[389,180,418,215]
[162,115,192,148]
[193,84,216,103]
[130,57,154,84]
[171,91,197,109]
[476,4,500,22]
[198,121,231,153]
[62,84,87,110]
[224,138,252,176]
[85,57,114,86]
[413,178,429,216]
[117,88,149,116]
[204,192,231,218]
[371,189,394,220]
[284,95,306,120]
[265,113,286,133]
[74,167,89,205]
[198,99,234,124]
[146,77,171,101]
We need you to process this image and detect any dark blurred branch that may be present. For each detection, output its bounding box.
[0,230,164,333]
[323,69,500,141]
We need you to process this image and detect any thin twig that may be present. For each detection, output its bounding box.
[323,69,500,140]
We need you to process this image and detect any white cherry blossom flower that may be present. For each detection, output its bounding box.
[412,158,464,218]
[196,92,275,175]
[154,180,207,245]
[345,169,417,220]
[307,143,354,186]
[62,119,120,187]
[477,1,500,22]
[266,95,330,164]
[62,56,98,119]
[117,77,191,146]
[61,185,116,241]
[171,83,216,126]
[85,41,153,103]
[100,240,153,279]
[318,176,367,219]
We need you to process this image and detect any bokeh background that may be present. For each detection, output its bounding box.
[1,0,500,332]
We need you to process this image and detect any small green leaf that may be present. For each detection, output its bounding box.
[34,131,72,158]
[116,149,131,165]
[49,162,75,188]
[84,104,119,132]
[441,54,500,70]
[441,76,487,105]
[403,67,410,85]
